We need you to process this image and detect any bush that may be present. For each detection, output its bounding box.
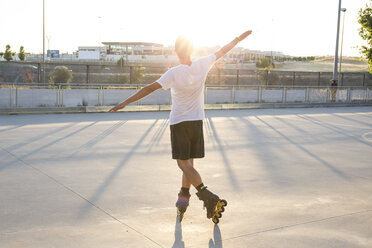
[3,45,15,61]
[49,66,73,84]
[18,46,26,61]
[256,58,272,68]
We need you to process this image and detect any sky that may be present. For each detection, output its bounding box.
[0,0,370,57]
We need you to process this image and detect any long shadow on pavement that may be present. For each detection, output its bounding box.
[172,217,185,248]
[147,118,169,153]
[5,123,77,153]
[332,113,372,128]
[0,122,96,171]
[233,116,296,187]
[67,120,127,158]
[0,124,25,133]
[255,116,350,180]
[297,114,372,148]
[77,119,159,218]
[209,225,223,248]
[205,116,241,191]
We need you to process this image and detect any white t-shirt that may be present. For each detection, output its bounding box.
[157,54,216,125]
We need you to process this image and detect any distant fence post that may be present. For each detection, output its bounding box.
[9,87,12,108]
[282,87,287,103]
[258,86,262,103]
[56,86,59,106]
[318,72,321,86]
[292,72,295,86]
[97,86,100,106]
[305,88,310,103]
[86,65,90,84]
[102,86,105,106]
[130,66,133,84]
[38,63,41,84]
[61,87,64,107]
[15,86,18,107]
[236,69,239,85]
[326,87,330,102]
[231,86,235,103]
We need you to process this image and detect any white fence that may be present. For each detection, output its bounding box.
[1,83,371,109]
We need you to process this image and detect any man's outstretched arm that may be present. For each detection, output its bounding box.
[215,30,252,60]
[108,82,162,112]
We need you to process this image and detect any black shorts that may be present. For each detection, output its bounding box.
[170,120,205,160]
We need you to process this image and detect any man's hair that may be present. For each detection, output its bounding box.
[175,36,194,58]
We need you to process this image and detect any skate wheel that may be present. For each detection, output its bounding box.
[216,212,222,218]
[220,199,227,207]
[212,217,219,224]
[177,209,184,222]
[220,206,225,213]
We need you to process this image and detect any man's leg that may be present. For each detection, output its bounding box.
[182,158,193,188]
[177,158,203,188]
[176,159,197,220]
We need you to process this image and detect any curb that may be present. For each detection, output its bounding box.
[1,102,372,115]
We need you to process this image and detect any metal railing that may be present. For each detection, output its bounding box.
[1,83,371,109]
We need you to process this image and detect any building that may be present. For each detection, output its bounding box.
[102,42,169,56]
[78,46,107,60]
[76,42,291,63]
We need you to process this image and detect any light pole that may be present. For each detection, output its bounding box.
[339,8,347,76]
[332,0,342,86]
[46,36,51,51]
[42,0,45,83]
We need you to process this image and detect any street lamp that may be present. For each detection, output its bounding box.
[42,0,45,83]
[332,0,343,86]
[339,8,347,77]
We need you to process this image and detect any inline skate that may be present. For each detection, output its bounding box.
[196,187,227,224]
[176,191,190,222]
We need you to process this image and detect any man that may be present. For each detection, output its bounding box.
[109,30,252,223]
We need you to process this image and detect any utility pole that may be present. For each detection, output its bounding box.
[42,0,45,83]
[47,36,51,51]
[339,8,347,74]
[332,0,342,85]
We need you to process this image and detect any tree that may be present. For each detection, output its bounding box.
[358,1,372,73]
[18,46,26,61]
[3,45,16,61]
[49,66,73,85]
[256,57,272,69]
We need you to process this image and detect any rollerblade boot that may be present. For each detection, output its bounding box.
[176,191,190,222]
[196,187,227,224]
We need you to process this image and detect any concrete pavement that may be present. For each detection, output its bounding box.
[0,107,371,247]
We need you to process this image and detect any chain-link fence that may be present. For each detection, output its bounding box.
[1,61,371,87]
